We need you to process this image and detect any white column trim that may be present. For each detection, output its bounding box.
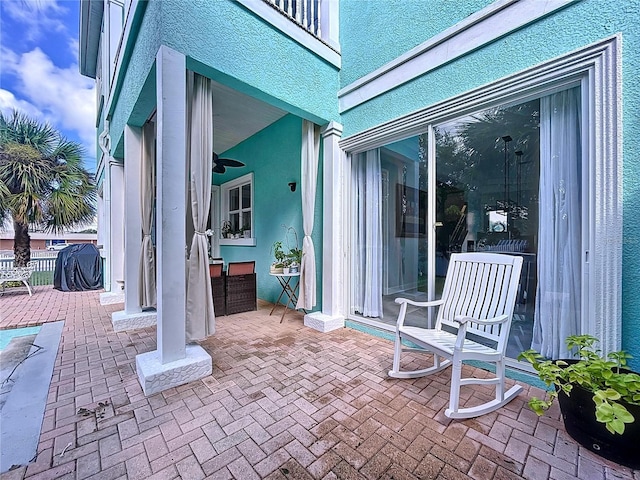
[111,126,158,329]
[123,125,143,314]
[109,161,125,294]
[338,0,578,112]
[136,45,211,395]
[304,121,346,332]
[156,45,187,363]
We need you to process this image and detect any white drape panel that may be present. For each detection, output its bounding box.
[532,87,582,359]
[139,122,156,308]
[296,120,320,310]
[185,73,215,342]
[352,150,383,317]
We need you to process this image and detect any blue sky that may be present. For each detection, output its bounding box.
[0,0,96,172]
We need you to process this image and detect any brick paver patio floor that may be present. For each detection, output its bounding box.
[0,286,637,479]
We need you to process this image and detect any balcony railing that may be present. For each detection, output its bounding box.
[266,0,321,38]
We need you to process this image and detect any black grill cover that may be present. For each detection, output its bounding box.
[53,244,103,291]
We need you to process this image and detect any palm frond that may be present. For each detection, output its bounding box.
[0,110,96,234]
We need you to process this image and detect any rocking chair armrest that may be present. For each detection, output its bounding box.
[394,298,444,329]
[395,298,444,308]
[453,314,509,326]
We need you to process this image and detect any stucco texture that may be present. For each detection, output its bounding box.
[339,0,493,87]
[159,0,339,125]
[217,115,323,310]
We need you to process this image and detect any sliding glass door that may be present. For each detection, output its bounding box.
[349,86,584,362]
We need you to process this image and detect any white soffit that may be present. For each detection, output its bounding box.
[211,81,287,154]
[338,0,578,113]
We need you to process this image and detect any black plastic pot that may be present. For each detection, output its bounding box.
[556,362,640,469]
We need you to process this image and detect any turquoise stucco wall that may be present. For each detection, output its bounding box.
[339,0,493,87]
[161,0,338,125]
[217,115,323,310]
[339,0,640,368]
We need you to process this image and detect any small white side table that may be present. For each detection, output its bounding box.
[269,272,302,323]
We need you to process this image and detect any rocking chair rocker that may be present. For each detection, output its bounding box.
[389,252,524,419]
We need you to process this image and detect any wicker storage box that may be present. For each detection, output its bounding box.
[211,274,226,316]
[226,273,257,315]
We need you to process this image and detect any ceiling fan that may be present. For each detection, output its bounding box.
[213,152,245,174]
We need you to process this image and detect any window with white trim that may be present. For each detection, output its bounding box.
[220,173,255,246]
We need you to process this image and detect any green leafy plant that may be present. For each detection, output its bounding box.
[271,241,286,267]
[286,247,303,266]
[519,335,640,434]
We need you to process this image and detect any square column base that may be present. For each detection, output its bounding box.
[112,310,157,332]
[100,292,125,305]
[136,345,212,396]
[304,312,344,332]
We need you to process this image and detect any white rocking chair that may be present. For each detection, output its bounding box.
[389,252,524,419]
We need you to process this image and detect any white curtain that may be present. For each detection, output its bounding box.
[296,120,320,310]
[186,73,215,341]
[532,87,582,359]
[352,150,383,317]
[139,122,156,308]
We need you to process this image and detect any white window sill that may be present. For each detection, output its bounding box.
[220,238,256,247]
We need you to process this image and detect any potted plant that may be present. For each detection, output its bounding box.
[519,335,640,468]
[270,241,286,274]
[287,247,303,273]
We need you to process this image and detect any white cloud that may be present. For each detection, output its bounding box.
[0,89,43,119]
[2,46,96,156]
[2,0,67,42]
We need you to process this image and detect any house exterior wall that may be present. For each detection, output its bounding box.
[217,115,323,308]
[337,0,640,365]
[339,0,494,87]
[82,0,638,366]
[108,0,340,157]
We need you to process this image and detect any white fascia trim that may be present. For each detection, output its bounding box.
[340,36,618,154]
[236,0,341,68]
[338,0,578,112]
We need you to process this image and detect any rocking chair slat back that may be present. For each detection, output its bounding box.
[439,253,521,349]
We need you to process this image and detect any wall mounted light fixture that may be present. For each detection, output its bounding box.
[288,182,297,192]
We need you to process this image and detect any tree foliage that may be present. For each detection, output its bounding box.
[0,110,97,265]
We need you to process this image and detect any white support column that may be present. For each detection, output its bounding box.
[136,45,211,396]
[304,121,346,332]
[100,159,125,305]
[112,125,157,331]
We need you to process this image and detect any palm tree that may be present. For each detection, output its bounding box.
[0,110,96,266]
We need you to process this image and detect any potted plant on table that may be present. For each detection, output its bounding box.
[287,247,303,273]
[519,335,640,469]
[270,241,286,274]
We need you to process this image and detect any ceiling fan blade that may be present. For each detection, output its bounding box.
[218,158,245,167]
[212,152,244,174]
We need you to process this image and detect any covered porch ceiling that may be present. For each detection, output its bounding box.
[211,80,288,155]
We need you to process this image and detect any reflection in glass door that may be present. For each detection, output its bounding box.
[349,86,584,362]
[434,100,542,359]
